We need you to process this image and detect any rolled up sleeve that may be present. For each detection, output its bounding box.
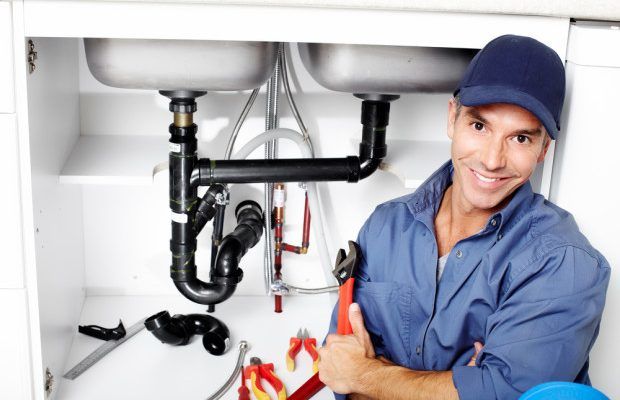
[452,245,610,400]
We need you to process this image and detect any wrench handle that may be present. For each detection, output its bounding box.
[337,278,355,335]
[287,372,323,400]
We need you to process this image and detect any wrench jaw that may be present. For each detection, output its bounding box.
[332,241,361,286]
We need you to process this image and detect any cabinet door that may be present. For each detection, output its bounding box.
[0,289,31,399]
[0,114,23,288]
[0,2,15,113]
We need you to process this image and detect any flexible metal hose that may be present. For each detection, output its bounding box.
[205,341,249,400]
[225,88,260,160]
[280,283,339,294]
[263,43,283,294]
[280,45,313,155]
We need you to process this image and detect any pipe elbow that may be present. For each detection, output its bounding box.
[174,279,237,305]
[145,310,230,355]
[358,158,382,180]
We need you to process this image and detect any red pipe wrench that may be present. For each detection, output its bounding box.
[288,241,361,400]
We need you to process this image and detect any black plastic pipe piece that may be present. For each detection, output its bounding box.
[144,310,230,355]
[193,157,361,185]
[359,100,389,179]
[166,93,392,306]
[189,99,391,186]
[194,184,226,235]
[173,200,264,305]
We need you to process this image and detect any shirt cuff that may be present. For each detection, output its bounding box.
[452,366,494,400]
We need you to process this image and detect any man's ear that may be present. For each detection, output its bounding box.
[447,98,457,140]
[537,133,552,163]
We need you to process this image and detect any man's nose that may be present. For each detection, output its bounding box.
[480,137,506,171]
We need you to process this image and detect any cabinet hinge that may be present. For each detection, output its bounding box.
[27,39,38,74]
[44,367,54,397]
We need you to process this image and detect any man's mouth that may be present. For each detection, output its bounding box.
[473,170,500,183]
[469,168,511,187]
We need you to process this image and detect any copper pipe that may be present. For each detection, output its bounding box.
[274,183,285,313]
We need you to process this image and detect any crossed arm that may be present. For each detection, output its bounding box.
[318,303,481,400]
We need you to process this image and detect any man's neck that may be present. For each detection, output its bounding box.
[434,183,495,257]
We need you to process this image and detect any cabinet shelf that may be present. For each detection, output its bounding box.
[379,139,451,188]
[60,135,168,185]
[61,136,451,188]
[58,294,334,400]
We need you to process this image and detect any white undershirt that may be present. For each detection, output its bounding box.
[437,253,450,282]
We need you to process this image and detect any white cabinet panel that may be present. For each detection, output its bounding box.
[0,114,23,288]
[0,289,32,399]
[550,22,620,399]
[0,2,15,113]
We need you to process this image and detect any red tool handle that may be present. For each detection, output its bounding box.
[238,365,250,400]
[287,372,323,400]
[290,277,356,400]
[337,277,355,335]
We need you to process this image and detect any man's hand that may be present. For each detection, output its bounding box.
[318,303,379,394]
[467,342,484,366]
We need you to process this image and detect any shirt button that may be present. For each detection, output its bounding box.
[455,249,463,258]
[416,346,421,355]
[491,218,497,226]
[498,233,503,240]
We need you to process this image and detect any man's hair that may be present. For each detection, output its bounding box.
[453,95,463,121]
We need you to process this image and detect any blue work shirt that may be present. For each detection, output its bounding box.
[328,161,610,400]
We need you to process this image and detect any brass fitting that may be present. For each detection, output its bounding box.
[174,112,193,127]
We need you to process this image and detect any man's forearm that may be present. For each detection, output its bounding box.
[351,359,459,400]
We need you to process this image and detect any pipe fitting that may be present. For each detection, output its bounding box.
[173,200,264,305]
[144,310,231,355]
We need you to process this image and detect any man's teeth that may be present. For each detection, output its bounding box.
[474,171,499,183]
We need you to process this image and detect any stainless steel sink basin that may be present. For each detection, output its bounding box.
[298,43,476,94]
[84,38,279,91]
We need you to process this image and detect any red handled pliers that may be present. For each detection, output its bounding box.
[286,328,319,373]
[244,357,287,400]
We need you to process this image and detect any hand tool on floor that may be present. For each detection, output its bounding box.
[205,341,249,400]
[245,357,287,400]
[288,241,361,400]
[238,365,250,400]
[63,316,147,380]
[287,328,319,373]
[78,319,126,341]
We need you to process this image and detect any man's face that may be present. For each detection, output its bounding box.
[447,100,551,212]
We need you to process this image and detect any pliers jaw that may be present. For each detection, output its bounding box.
[332,241,361,285]
[246,358,287,400]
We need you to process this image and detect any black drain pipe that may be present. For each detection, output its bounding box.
[164,91,395,305]
[174,201,263,305]
[190,98,395,187]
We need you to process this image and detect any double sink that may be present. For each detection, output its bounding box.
[84,38,475,94]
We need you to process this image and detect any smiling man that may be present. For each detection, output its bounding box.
[318,35,611,400]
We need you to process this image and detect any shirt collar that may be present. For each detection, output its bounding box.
[405,160,536,237]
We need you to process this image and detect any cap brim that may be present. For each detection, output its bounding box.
[458,85,558,139]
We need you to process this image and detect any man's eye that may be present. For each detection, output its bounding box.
[515,134,530,144]
[473,122,484,131]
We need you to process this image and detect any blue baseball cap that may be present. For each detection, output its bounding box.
[454,35,565,139]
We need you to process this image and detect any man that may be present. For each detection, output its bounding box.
[318,35,610,400]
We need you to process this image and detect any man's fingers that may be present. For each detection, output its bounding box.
[467,341,484,366]
[348,303,367,338]
[474,341,484,353]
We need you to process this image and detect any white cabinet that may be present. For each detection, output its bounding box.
[0,114,24,288]
[0,2,15,113]
[550,21,620,399]
[0,289,32,399]
[11,2,620,399]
